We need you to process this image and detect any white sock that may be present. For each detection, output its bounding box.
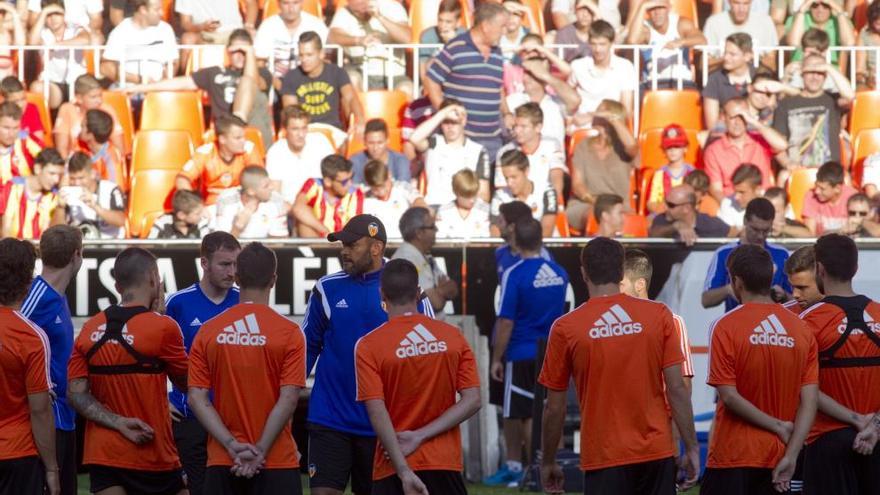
[506,460,523,473]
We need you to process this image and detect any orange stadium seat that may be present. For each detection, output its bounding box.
[102,91,134,154]
[128,169,179,238]
[638,167,656,215]
[622,213,649,237]
[25,92,53,146]
[139,210,166,239]
[852,128,880,188]
[555,211,570,237]
[568,128,594,158]
[787,167,819,221]
[409,0,470,42]
[850,91,880,140]
[669,0,698,21]
[640,90,703,132]
[131,130,194,173]
[140,91,206,146]
[520,0,545,34]
[361,90,409,129]
[638,127,701,170]
[161,0,173,21]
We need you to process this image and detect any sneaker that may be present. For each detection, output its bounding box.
[483,465,521,486]
[506,470,524,488]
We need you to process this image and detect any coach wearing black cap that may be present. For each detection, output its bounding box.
[302,214,435,495]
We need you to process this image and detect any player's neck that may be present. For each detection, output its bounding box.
[40,266,74,294]
[519,248,541,258]
[586,281,620,298]
[386,302,419,318]
[199,278,230,303]
[239,288,271,305]
[820,278,857,298]
[119,289,153,309]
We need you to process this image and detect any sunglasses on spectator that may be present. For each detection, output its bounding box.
[665,200,692,209]
[849,210,870,217]
[333,176,352,186]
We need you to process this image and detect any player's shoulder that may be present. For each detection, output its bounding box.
[21,277,60,314]
[766,242,789,256]
[194,142,217,156]
[712,241,739,256]
[799,300,839,322]
[2,309,49,343]
[316,270,351,289]
[165,283,200,307]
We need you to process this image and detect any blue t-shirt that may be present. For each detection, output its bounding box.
[21,276,75,431]
[704,241,791,312]
[165,283,239,417]
[350,150,411,185]
[498,257,569,362]
[495,244,554,279]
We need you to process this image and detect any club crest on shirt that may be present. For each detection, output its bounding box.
[308,463,317,478]
[220,172,233,187]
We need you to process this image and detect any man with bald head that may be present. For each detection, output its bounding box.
[649,184,732,245]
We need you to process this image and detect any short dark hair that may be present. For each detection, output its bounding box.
[726,32,753,53]
[514,218,542,252]
[801,27,830,51]
[0,76,24,96]
[42,0,64,10]
[474,1,507,26]
[764,186,788,205]
[321,154,352,178]
[200,231,241,260]
[815,233,858,282]
[0,238,36,306]
[227,28,253,46]
[732,163,763,187]
[438,0,462,15]
[67,151,92,174]
[726,244,773,295]
[580,237,625,285]
[236,242,277,289]
[499,201,532,225]
[515,102,543,126]
[683,169,709,193]
[111,247,157,292]
[380,258,421,306]
[589,19,615,41]
[594,194,623,223]
[215,114,246,137]
[85,108,114,143]
[848,192,871,208]
[439,98,463,110]
[280,104,310,127]
[299,30,324,50]
[364,159,388,188]
[73,73,101,95]
[870,0,880,24]
[171,189,203,215]
[744,197,775,223]
[785,245,815,276]
[39,225,82,269]
[499,149,529,171]
[624,248,653,285]
[34,148,65,169]
[0,101,22,121]
[751,70,778,87]
[364,118,388,136]
[816,161,845,186]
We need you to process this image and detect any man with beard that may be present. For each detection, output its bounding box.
[303,214,433,495]
[164,232,241,495]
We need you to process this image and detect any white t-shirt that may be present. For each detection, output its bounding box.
[490,183,559,222]
[435,199,491,238]
[61,180,126,239]
[494,139,566,191]
[212,189,289,238]
[175,0,243,31]
[718,196,746,228]
[254,13,328,78]
[863,153,880,188]
[364,181,421,238]
[265,133,335,201]
[505,92,567,149]
[104,19,179,83]
[703,12,778,52]
[29,0,101,32]
[329,0,408,77]
[422,136,490,206]
[551,0,621,29]
[569,55,636,114]
[39,24,87,84]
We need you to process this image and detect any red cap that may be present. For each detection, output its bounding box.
[661,124,689,149]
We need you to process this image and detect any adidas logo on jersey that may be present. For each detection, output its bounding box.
[336,299,349,309]
[190,317,202,326]
[395,324,448,358]
[54,315,62,324]
[216,314,266,346]
[837,312,880,334]
[90,324,135,345]
[589,305,642,339]
[533,263,565,288]
[750,314,795,348]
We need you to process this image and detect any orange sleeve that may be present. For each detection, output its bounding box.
[67,331,89,381]
[456,336,481,391]
[179,155,204,183]
[660,308,684,370]
[159,316,189,378]
[187,330,212,390]
[23,331,51,394]
[707,320,736,387]
[801,334,819,386]
[355,338,384,402]
[280,322,307,388]
[538,320,571,391]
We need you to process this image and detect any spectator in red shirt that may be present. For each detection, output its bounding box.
[0,76,45,144]
[802,161,858,235]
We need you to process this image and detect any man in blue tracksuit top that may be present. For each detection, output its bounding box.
[21,225,82,495]
[164,231,241,495]
[304,214,434,495]
[494,201,553,279]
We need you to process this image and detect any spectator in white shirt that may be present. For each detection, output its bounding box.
[490,149,558,237]
[28,0,89,110]
[177,0,256,45]
[569,19,636,125]
[267,104,336,202]
[409,99,491,206]
[62,151,126,239]
[101,0,179,85]
[254,0,328,83]
[213,165,290,238]
[363,159,426,238]
[0,4,24,81]
[28,0,102,43]
[718,163,764,231]
[436,168,491,238]
[495,102,566,201]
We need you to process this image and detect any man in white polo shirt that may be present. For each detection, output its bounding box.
[101,0,179,85]
[254,0,328,83]
[266,104,335,202]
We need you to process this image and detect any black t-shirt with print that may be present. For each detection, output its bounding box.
[280,63,351,129]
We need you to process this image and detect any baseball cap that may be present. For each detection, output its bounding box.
[661,124,689,149]
[327,214,387,244]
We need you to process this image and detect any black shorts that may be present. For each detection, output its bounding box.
[803,427,880,495]
[371,470,467,495]
[503,360,536,419]
[173,416,208,495]
[56,429,77,495]
[204,466,302,495]
[584,457,676,495]
[700,467,782,495]
[0,455,44,495]
[89,464,186,495]
[307,423,376,494]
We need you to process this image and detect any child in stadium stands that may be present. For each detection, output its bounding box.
[684,169,722,216]
[486,217,567,487]
[702,198,791,311]
[53,74,124,158]
[496,103,566,200]
[701,244,818,495]
[799,234,880,495]
[77,108,127,192]
[188,242,306,494]
[293,154,364,237]
[624,0,705,88]
[62,151,126,239]
[500,0,531,62]
[593,193,624,237]
[0,4,23,80]
[568,99,639,231]
[647,124,696,214]
[764,186,813,238]
[351,118,411,185]
[717,163,764,230]
[0,101,43,185]
[840,192,880,237]
[266,104,335,202]
[213,166,289,238]
[650,184,731,245]
[494,200,554,278]
[417,0,465,71]
[357,258,481,495]
[783,245,823,313]
[363,160,425,239]
[0,238,59,495]
[802,161,858,235]
[540,237,700,494]
[177,115,264,205]
[410,99,491,206]
[0,76,45,143]
[254,0,328,83]
[490,149,558,237]
[67,247,188,495]
[1,148,65,239]
[28,0,89,111]
[702,33,755,131]
[101,0,179,86]
[149,190,209,239]
[436,169,492,238]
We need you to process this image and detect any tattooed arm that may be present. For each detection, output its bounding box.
[67,378,155,445]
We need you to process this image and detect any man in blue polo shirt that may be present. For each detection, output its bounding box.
[495,201,554,280]
[487,218,568,487]
[702,197,791,312]
[21,225,83,495]
[304,214,433,495]
[164,231,241,495]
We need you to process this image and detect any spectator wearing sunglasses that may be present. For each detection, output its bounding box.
[649,184,732,246]
[293,154,364,237]
[841,193,879,237]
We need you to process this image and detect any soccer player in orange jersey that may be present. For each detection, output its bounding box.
[188,242,306,495]
[67,248,189,495]
[539,237,699,495]
[0,148,66,239]
[0,238,59,495]
[800,234,880,495]
[701,244,819,495]
[355,258,481,495]
[782,246,823,314]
